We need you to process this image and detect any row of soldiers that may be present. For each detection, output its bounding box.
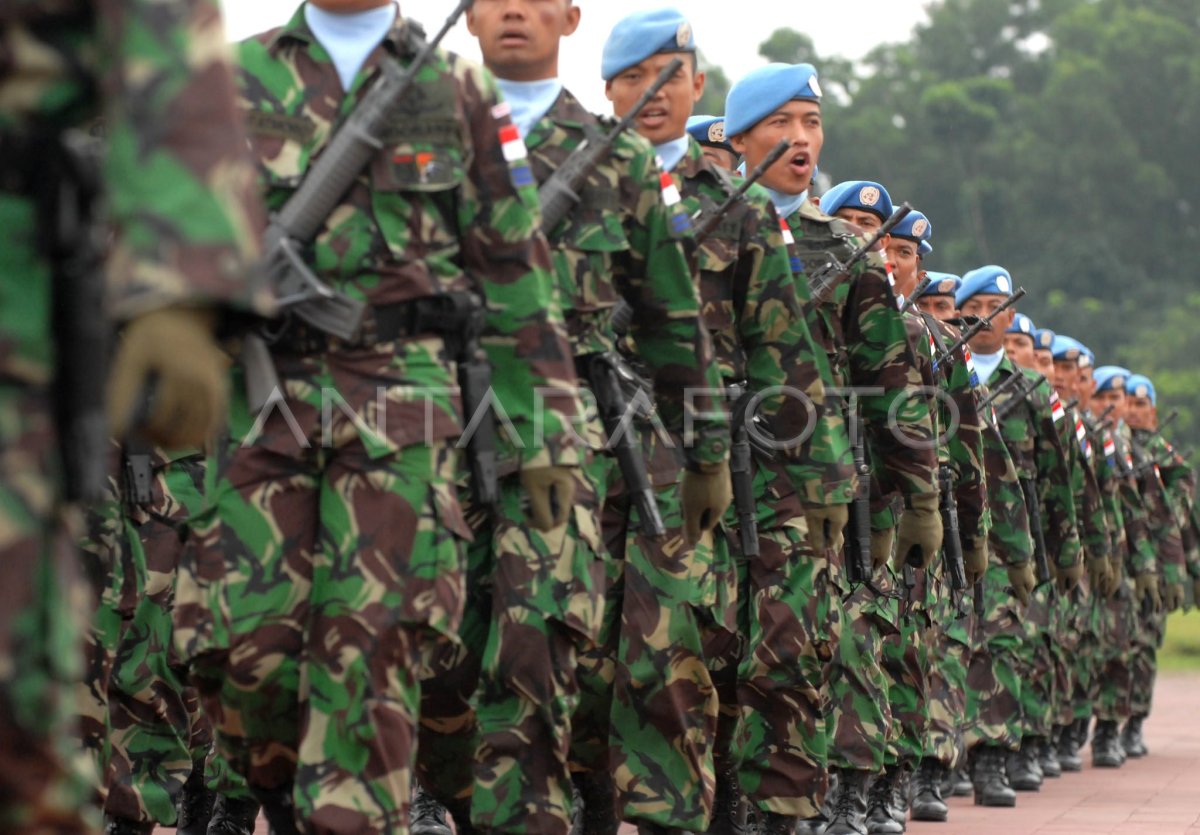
[2,1,1197,835]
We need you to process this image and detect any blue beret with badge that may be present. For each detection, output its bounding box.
[1125,374,1157,405]
[920,271,961,297]
[1033,328,1055,351]
[1007,312,1036,339]
[819,180,895,222]
[1094,366,1132,394]
[892,209,933,256]
[725,63,822,138]
[602,8,696,81]
[1076,341,1095,368]
[1051,335,1084,363]
[687,115,734,155]
[956,265,1014,307]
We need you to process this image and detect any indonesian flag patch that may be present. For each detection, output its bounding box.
[963,346,980,388]
[1075,417,1091,458]
[1103,431,1117,460]
[779,218,802,275]
[498,123,534,188]
[658,171,690,235]
[1049,390,1066,424]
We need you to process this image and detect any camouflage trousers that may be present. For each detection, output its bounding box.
[175,385,467,834]
[104,453,213,825]
[1058,585,1097,728]
[0,382,97,834]
[598,468,729,830]
[881,566,931,771]
[1129,605,1165,717]
[1092,580,1134,722]
[1015,584,1057,740]
[964,564,1024,752]
[920,568,970,771]
[418,461,605,835]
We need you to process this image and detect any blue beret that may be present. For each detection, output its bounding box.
[921,271,961,297]
[891,209,933,256]
[819,180,895,222]
[1094,366,1133,394]
[1077,342,1096,368]
[725,63,822,138]
[686,115,733,155]
[1007,312,1036,337]
[1033,328,1056,351]
[1125,374,1157,405]
[956,265,1014,307]
[1051,335,1085,363]
[602,8,696,81]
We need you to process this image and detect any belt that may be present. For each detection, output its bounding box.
[266,294,479,355]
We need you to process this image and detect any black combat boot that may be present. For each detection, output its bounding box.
[909,759,948,823]
[758,811,801,835]
[411,783,452,835]
[824,769,870,835]
[863,769,903,834]
[971,746,1016,808]
[706,764,748,835]
[177,760,215,835]
[206,794,261,835]
[1007,737,1042,791]
[103,817,153,835]
[1056,724,1083,772]
[1073,716,1091,751]
[1039,732,1062,778]
[249,785,298,835]
[1121,714,1148,758]
[572,771,620,835]
[1091,720,1124,768]
[888,767,910,824]
[949,767,972,797]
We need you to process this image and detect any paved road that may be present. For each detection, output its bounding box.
[163,671,1200,835]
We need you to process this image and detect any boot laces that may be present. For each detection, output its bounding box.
[413,787,447,825]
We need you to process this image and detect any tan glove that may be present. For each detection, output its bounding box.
[681,463,732,546]
[1103,560,1122,599]
[521,466,576,531]
[873,528,895,570]
[895,494,943,570]
[1007,562,1036,607]
[1055,561,1084,594]
[1086,556,1109,595]
[964,538,989,586]
[1164,582,1186,613]
[804,504,849,555]
[107,308,227,448]
[1134,571,1162,614]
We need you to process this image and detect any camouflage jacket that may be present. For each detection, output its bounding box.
[981,409,1034,568]
[987,358,1081,569]
[785,201,937,502]
[1109,422,1158,577]
[235,8,582,466]
[1132,428,1187,585]
[1153,438,1200,579]
[1065,405,1110,561]
[1087,416,1128,569]
[0,0,268,384]
[522,90,728,466]
[670,138,843,499]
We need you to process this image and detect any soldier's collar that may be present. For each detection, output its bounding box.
[268,3,415,56]
[523,87,592,147]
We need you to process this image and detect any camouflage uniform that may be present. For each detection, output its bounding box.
[599,139,837,828]
[173,11,583,832]
[1,1,263,830]
[414,87,727,835]
[786,202,938,795]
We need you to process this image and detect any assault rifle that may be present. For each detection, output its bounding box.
[691,140,792,243]
[933,288,1027,370]
[728,385,760,557]
[801,204,914,316]
[993,373,1048,424]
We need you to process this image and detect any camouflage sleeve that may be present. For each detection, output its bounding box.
[1074,426,1111,560]
[943,341,989,543]
[1137,439,1187,584]
[983,422,1034,567]
[454,60,582,470]
[847,261,938,499]
[740,193,851,504]
[1121,479,1158,577]
[98,0,269,319]
[618,143,728,467]
[1030,381,1081,569]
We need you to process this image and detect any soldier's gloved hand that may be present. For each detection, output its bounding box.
[1164,582,1186,613]
[1102,559,1121,599]
[963,537,989,586]
[1134,571,1162,613]
[895,494,943,570]
[1055,561,1084,594]
[872,528,895,570]
[1086,556,1108,595]
[107,307,227,449]
[681,462,732,546]
[804,504,849,555]
[521,466,576,531]
[1007,562,1036,607]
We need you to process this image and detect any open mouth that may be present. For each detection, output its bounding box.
[786,150,810,178]
[639,106,669,129]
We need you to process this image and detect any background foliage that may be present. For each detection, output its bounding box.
[707,0,1200,451]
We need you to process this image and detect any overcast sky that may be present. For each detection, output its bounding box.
[218,1,931,112]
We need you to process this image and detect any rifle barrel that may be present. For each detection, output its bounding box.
[693,139,791,243]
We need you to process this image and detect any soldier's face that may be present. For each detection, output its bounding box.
[606,52,704,145]
[915,295,956,321]
[1126,396,1154,430]
[730,100,823,195]
[1034,350,1054,379]
[1093,388,1126,422]
[468,0,579,81]
[1002,333,1036,368]
[702,146,739,171]
[833,207,883,233]
[885,239,920,298]
[1054,360,1078,400]
[1078,367,1095,408]
[960,294,1012,353]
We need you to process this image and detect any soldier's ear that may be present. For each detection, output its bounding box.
[693,70,706,104]
[563,2,581,36]
[729,133,747,155]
